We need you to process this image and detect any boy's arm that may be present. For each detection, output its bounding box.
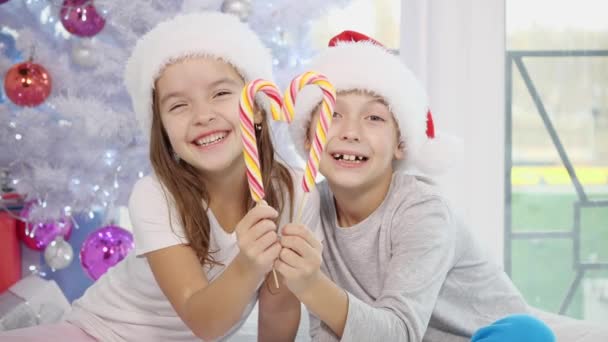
[258,273,301,341]
[309,305,346,342]
[278,197,455,342]
[297,272,349,337]
[274,224,348,338]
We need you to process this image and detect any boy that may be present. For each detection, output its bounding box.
[274,31,555,342]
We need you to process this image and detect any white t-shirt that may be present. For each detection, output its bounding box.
[66,168,320,342]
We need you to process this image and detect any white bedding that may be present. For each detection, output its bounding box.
[231,305,608,342]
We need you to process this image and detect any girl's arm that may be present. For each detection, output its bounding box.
[257,273,301,341]
[147,204,281,340]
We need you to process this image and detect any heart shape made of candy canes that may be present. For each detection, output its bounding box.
[239,72,336,204]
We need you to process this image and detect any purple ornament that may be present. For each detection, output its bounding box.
[18,205,73,251]
[60,0,105,37]
[0,0,11,4]
[80,225,134,280]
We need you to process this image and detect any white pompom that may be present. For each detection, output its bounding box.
[412,132,464,176]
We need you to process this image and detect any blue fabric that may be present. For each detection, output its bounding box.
[471,314,555,342]
[38,214,102,302]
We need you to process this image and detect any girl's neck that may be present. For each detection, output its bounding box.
[202,161,249,233]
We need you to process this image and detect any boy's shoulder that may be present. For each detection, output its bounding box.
[388,173,456,243]
[316,172,448,215]
[387,173,454,226]
[390,172,445,205]
[315,172,444,201]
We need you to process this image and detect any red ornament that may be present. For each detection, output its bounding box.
[0,212,21,293]
[60,0,106,37]
[3,61,52,107]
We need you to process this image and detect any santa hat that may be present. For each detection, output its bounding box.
[290,30,461,175]
[124,12,273,137]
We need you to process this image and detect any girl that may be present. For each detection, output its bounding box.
[0,12,320,341]
[277,31,556,341]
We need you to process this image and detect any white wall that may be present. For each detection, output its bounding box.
[401,0,506,263]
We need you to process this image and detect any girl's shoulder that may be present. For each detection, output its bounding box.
[129,174,171,208]
[132,173,162,192]
[128,174,182,227]
[128,174,188,255]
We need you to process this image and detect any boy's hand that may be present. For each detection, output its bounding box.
[274,223,323,295]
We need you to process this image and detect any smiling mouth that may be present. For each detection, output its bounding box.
[193,131,228,147]
[331,153,369,163]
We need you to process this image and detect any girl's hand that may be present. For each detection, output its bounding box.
[234,203,281,278]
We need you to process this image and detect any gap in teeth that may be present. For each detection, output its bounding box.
[332,153,367,162]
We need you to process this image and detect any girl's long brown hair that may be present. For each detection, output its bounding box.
[149,87,294,267]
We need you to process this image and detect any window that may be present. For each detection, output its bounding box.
[505,0,608,322]
[310,0,400,50]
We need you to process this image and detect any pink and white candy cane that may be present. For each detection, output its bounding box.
[283,71,336,220]
[239,78,285,289]
[284,71,336,191]
[239,79,285,203]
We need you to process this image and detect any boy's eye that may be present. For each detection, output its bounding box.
[332,111,342,118]
[214,90,232,98]
[367,115,385,122]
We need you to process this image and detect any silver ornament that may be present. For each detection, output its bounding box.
[220,0,252,22]
[71,39,98,68]
[43,236,74,271]
[22,0,72,43]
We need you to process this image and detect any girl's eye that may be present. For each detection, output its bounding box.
[169,103,186,112]
[332,112,342,118]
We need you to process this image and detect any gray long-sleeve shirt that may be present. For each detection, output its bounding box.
[310,173,529,342]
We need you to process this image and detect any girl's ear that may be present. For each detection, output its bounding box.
[254,107,263,124]
[304,120,313,150]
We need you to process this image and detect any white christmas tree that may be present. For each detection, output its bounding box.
[0,0,347,223]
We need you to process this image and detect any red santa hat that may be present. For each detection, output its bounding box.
[290,30,460,175]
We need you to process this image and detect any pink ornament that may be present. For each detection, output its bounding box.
[17,217,73,251]
[80,225,134,280]
[60,0,106,37]
[3,61,52,107]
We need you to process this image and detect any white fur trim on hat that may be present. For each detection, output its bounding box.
[289,41,429,172]
[124,12,273,137]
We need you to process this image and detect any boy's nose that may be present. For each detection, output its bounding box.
[339,121,361,142]
[340,131,360,142]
